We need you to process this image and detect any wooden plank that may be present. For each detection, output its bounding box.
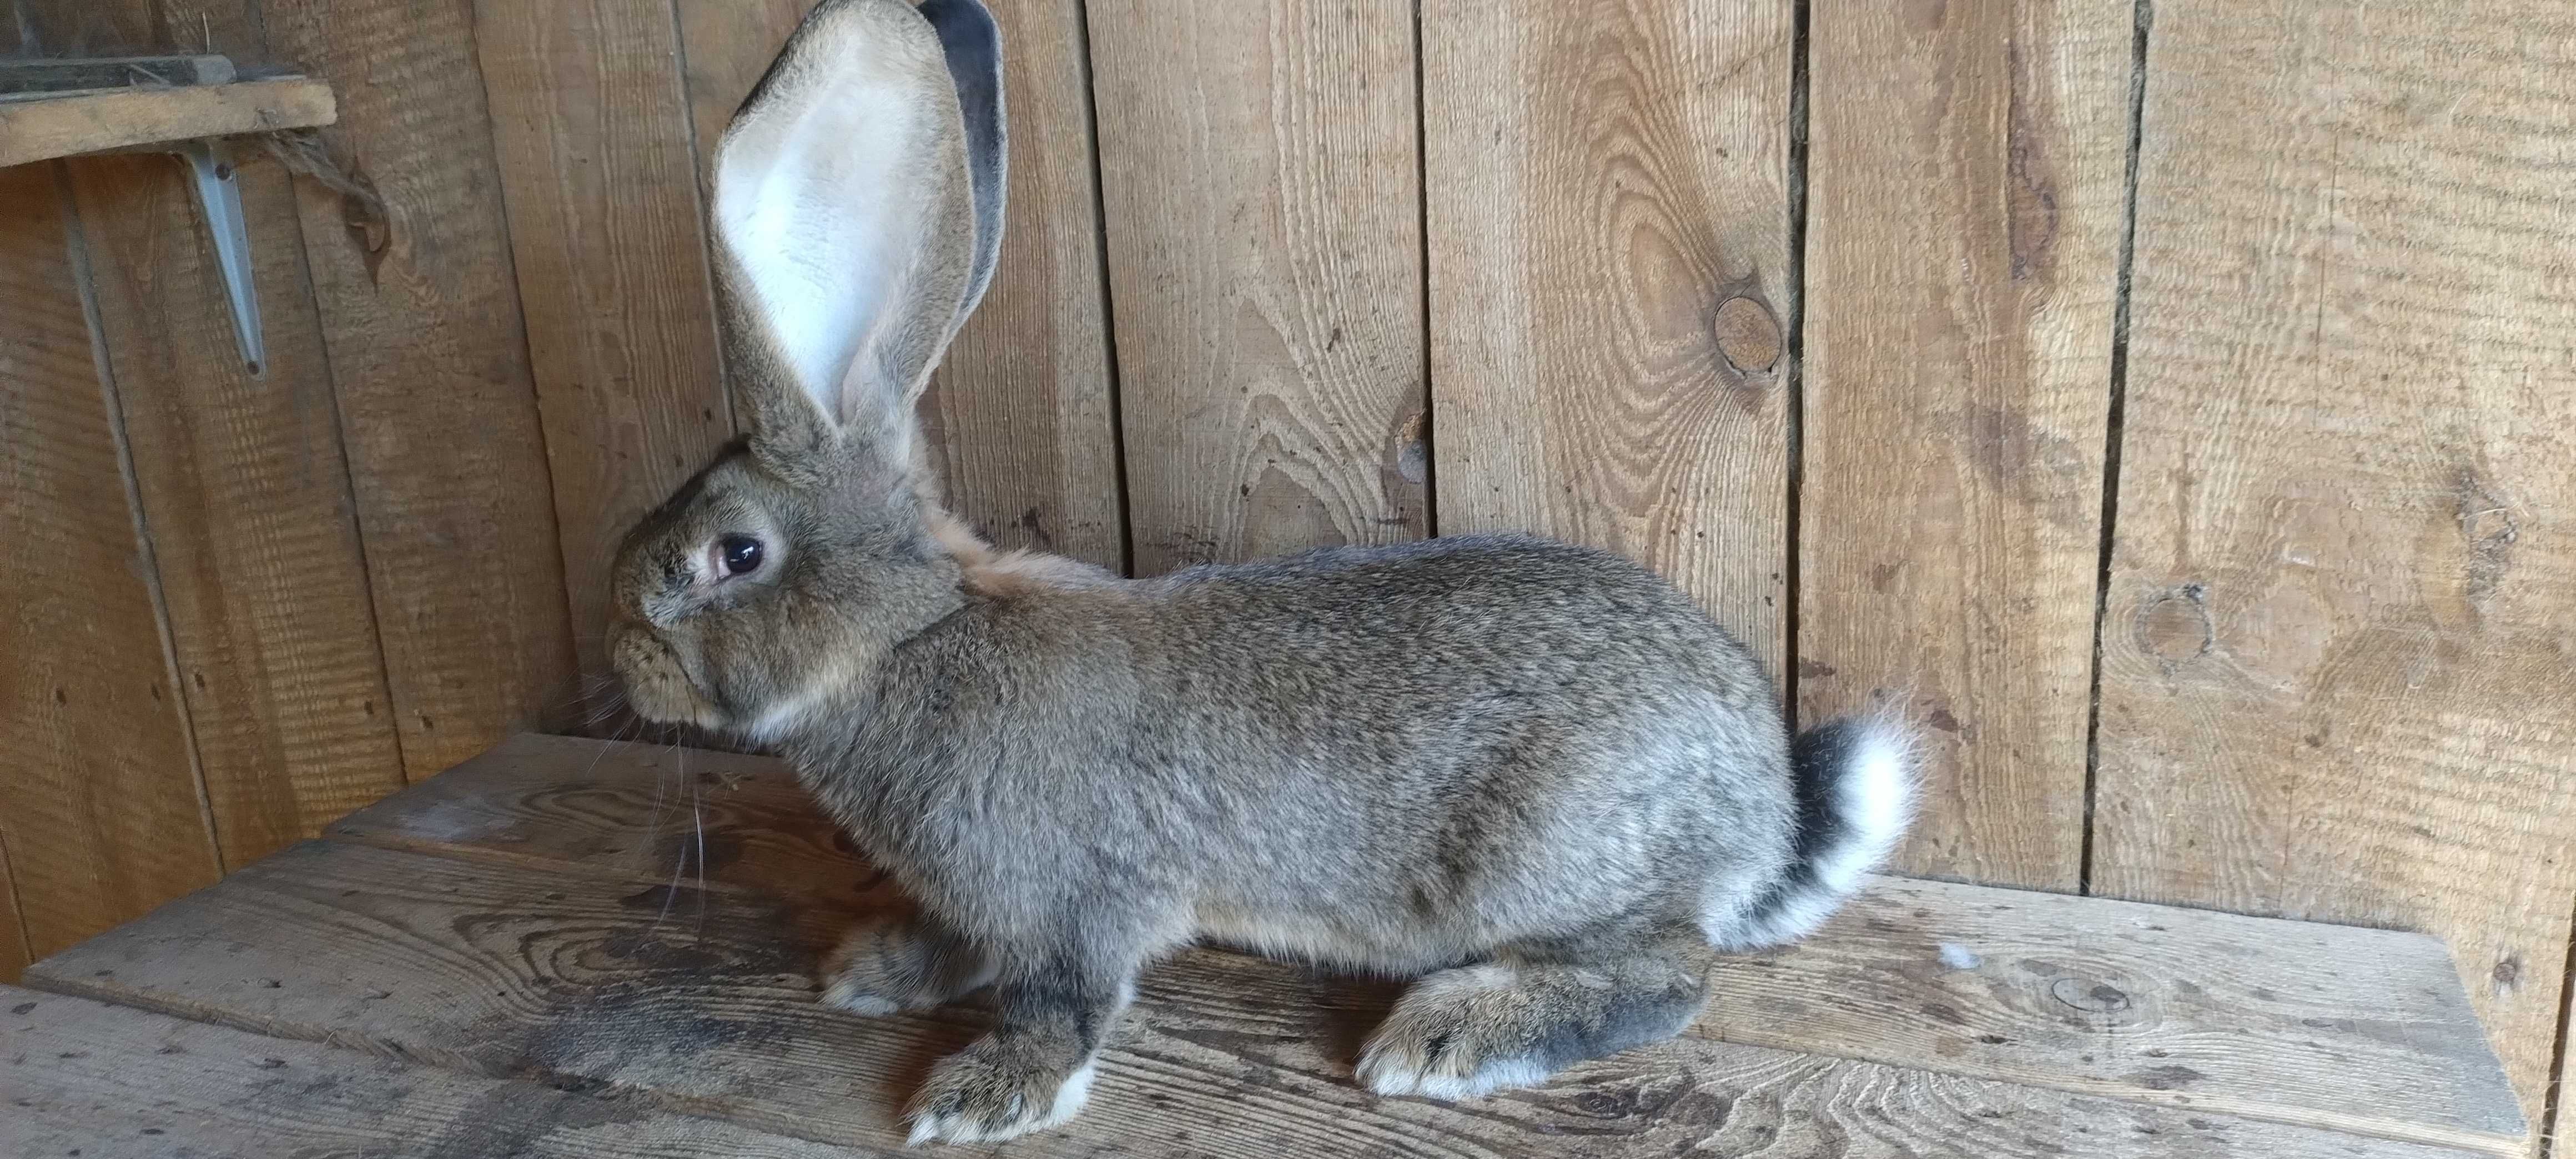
[915,0,1121,565]
[1423,0,1793,673]
[2555,983,2576,1156]
[672,0,814,183]
[325,733,871,899]
[1718,878,2525,1156]
[22,839,2493,1159]
[1795,1,2129,886]
[672,0,1123,566]
[0,985,878,1157]
[0,161,219,958]
[65,140,408,866]
[474,0,733,678]
[0,77,335,165]
[2091,0,2576,1131]
[0,834,27,980]
[0,53,233,93]
[2,1,145,56]
[254,0,582,777]
[329,735,2527,1153]
[1087,0,1426,572]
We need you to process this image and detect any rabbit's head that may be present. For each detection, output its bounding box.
[607,0,1003,739]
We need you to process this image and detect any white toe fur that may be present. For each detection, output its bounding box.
[1359,1053,1553,1100]
[904,1062,1097,1146]
[821,981,899,1016]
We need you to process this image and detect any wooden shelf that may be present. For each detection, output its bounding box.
[0,76,336,167]
[0,733,2533,1158]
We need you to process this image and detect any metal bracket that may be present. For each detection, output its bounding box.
[3,53,278,375]
[173,139,265,374]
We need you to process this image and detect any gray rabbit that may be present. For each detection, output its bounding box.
[606,0,1917,1144]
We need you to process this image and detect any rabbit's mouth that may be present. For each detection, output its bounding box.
[610,622,726,731]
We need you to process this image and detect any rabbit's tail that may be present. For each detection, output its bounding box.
[1708,710,1919,950]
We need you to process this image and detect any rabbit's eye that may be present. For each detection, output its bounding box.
[718,535,763,576]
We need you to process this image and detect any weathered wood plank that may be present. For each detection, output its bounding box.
[1088,0,1426,572]
[0,160,220,958]
[916,0,1123,566]
[472,0,732,679]
[2554,972,2576,1155]
[1795,0,2127,887]
[2091,0,2576,1131]
[254,0,582,778]
[28,0,407,871]
[672,0,813,184]
[673,0,1123,567]
[0,985,881,1157]
[0,836,27,980]
[327,733,866,899]
[64,141,407,865]
[328,735,2527,1154]
[1716,879,2525,1156]
[1423,0,1793,673]
[0,53,233,93]
[0,76,335,166]
[22,840,2492,1158]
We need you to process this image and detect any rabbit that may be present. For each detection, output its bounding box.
[606,0,1918,1145]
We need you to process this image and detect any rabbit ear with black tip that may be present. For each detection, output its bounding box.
[711,0,1005,468]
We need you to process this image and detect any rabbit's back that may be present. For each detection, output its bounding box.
[825,533,1798,971]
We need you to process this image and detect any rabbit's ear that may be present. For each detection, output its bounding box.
[711,0,1005,466]
[922,0,1007,324]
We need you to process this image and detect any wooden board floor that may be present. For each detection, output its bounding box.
[1,735,2530,1158]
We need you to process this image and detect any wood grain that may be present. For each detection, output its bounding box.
[323,735,2527,1154]
[1087,0,1426,572]
[325,733,869,900]
[1423,0,1793,673]
[0,52,232,92]
[917,0,1123,565]
[0,77,335,166]
[1796,0,2129,886]
[0,161,219,959]
[1718,878,2524,1156]
[65,134,407,870]
[2091,0,2576,1132]
[22,838,2494,1159]
[672,0,814,184]
[252,0,582,777]
[0,835,26,979]
[673,0,1123,567]
[0,985,885,1158]
[473,0,733,677]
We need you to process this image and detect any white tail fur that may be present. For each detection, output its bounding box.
[1707,710,1919,950]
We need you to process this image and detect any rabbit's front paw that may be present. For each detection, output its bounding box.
[904,1037,1097,1145]
[819,914,994,1016]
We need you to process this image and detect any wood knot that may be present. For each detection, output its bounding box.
[1712,296,1780,373]
[1393,410,1429,485]
[2050,976,2132,1014]
[2136,583,2212,662]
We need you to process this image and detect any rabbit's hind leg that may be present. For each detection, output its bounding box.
[820,907,997,1016]
[1354,924,1710,1100]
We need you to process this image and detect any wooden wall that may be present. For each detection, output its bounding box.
[2,0,2570,1147]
